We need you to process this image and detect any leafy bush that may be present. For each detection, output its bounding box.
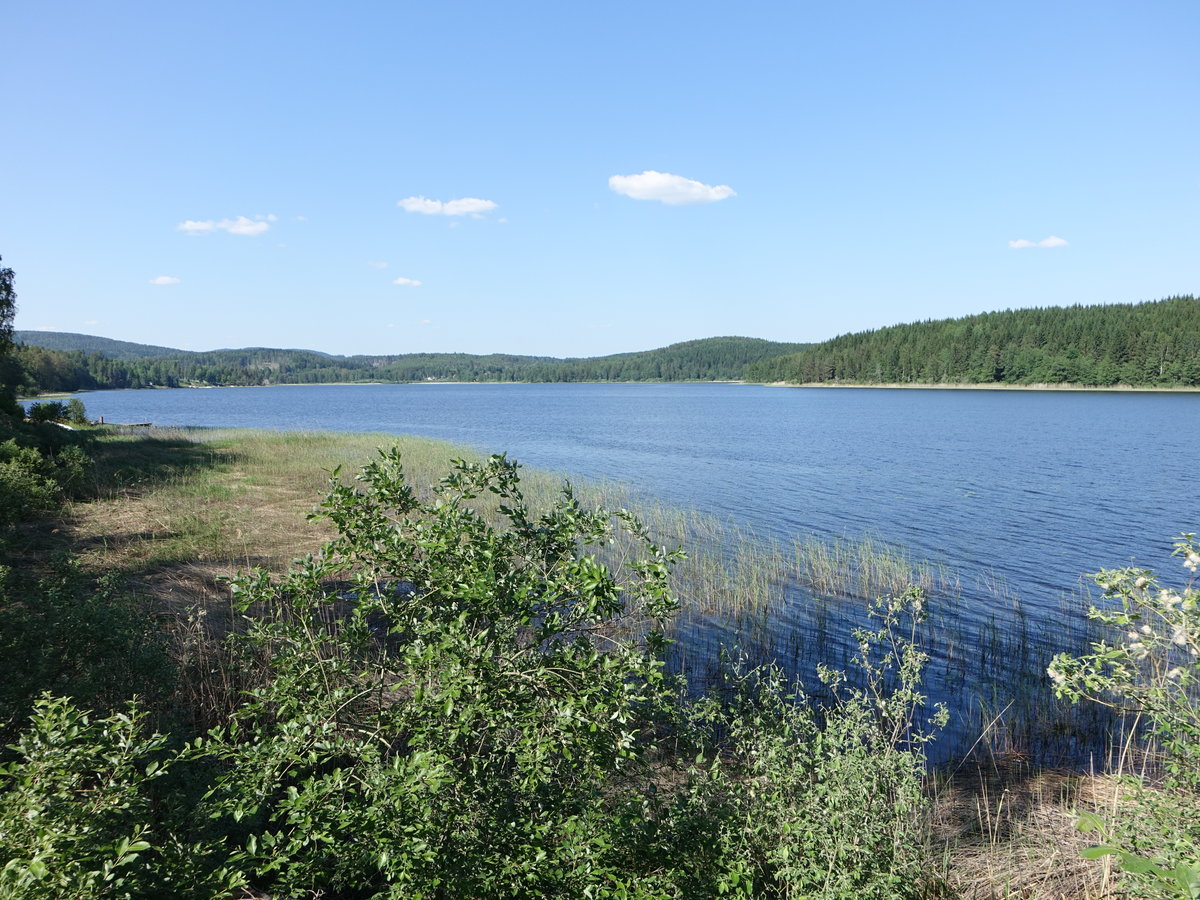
[644,591,945,900]
[197,451,943,898]
[65,398,88,427]
[203,451,685,898]
[0,695,239,900]
[26,400,67,423]
[0,556,173,744]
[0,436,92,532]
[0,439,58,528]
[1050,534,1200,898]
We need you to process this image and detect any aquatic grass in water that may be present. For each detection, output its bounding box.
[78,426,1121,764]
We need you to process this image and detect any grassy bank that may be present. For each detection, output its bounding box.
[3,425,1194,898]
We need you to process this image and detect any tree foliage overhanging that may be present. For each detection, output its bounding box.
[745,296,1200,387]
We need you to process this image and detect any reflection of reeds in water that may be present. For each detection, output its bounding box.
[524,480,1118,766]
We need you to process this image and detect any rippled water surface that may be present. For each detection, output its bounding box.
[79,382,1197,596]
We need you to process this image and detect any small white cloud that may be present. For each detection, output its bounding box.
[398,195,498,217]
[176,215,271,236]
[294,215,309,222]
[149,275,181,285]
[177,219,216,234]
[393,277,423,287]
[419,319,432,326]
[83,320,98,326]
[608,170,736,205]
[368,261,389,269]
[224,216,271,236]
[1009,235,1068,249]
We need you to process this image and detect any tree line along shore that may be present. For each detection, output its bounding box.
[10,294,1200,393]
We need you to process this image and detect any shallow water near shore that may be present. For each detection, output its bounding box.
[76,382,1199,761]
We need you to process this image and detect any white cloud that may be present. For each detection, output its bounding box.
[398,196,498,217]
[149,275,181,285]
[393,277,423,287]
[419,319,432,326]
[608,170,736,205]
[368,261,389,269]
[1009,235,1068,249]
[176,215,272,236]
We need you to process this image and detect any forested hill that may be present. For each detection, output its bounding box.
[8,335,808,393]
[13,331,189,359]
[744,296,1200,387]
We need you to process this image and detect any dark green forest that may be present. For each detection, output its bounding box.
[8,334,807,393]
[14,296,1200,394]
[745,296,1200,387]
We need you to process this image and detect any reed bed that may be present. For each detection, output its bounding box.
[71,428,1118,762]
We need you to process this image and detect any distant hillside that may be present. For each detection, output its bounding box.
[745,296,1200,387]
[8,334,808,393]
[13,331,188,359]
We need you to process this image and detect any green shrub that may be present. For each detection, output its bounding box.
[0,556,173,744]
[197,451,944,898]
[0,441,58,528]
[1050,534,1200,898]
[0,695,240,900]
[643,591,946,900]
[26,400,67,423]
[65,398,88,427]
[203,451,684,898]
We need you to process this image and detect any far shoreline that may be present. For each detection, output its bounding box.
[24,379,1200,398]
[766,381,1200,393]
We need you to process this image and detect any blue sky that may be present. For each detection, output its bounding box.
[3,1,1197,356]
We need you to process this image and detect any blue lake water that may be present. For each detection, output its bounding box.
[73,383,1199,759]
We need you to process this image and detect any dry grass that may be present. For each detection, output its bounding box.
[932,759,1126,899]
[65,428,474,603]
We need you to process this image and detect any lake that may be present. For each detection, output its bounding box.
[72,382,1199,759]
